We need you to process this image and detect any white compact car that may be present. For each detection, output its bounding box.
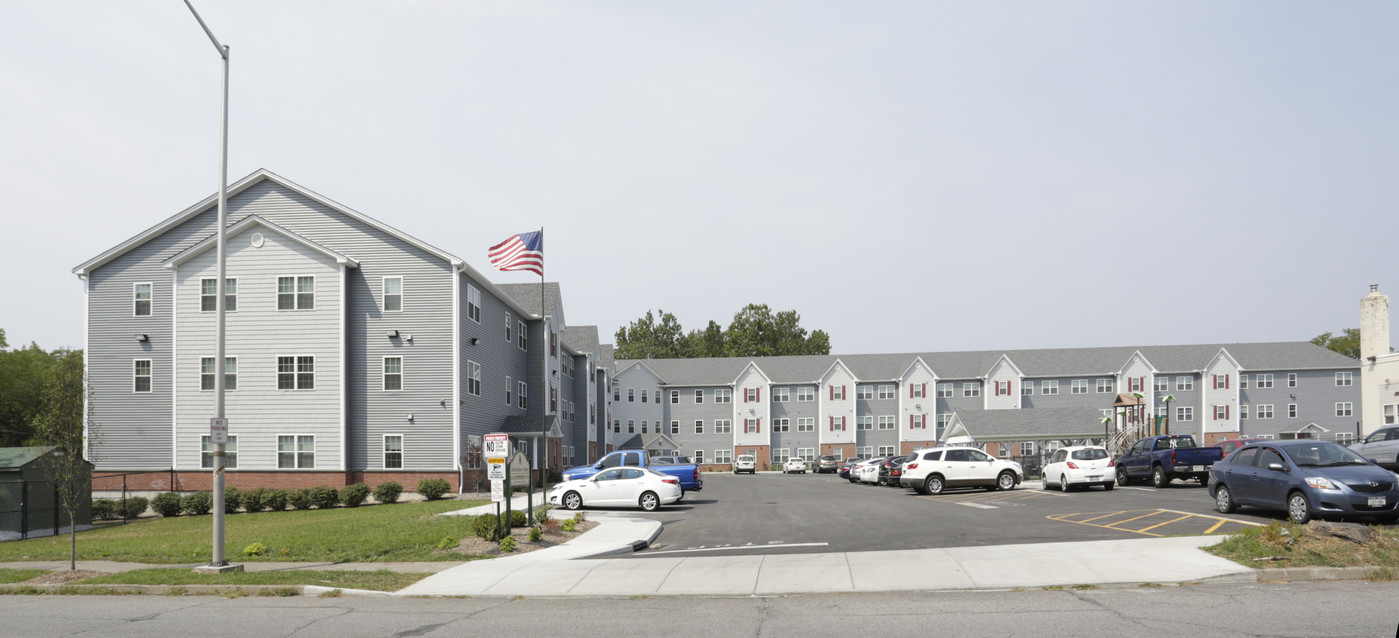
[783,458,808,473]
[548,466,682,512]
[733,455,757,474]
[856,458,885,484]
[1040,446,1116,491]
[900,447,1023,495]
[848,457,883,483]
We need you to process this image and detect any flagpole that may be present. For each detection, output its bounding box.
[539,227,547,497]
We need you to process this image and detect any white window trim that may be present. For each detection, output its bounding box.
[133,282,153,317]
[383,276,404,313]
[465,283,482,323]
[517,320,528,351]
[277,434,316,469]
[200,356,237,392]
[694,389,705,403]
[201,434,237,469]
[877,415,895,430]
[857,386,874,400]
[200,277,237,313]
[277,275,317,311]
[466,359,482,397]
[878,385,895,400]
[384,434,404,469]
[1071,380,1089,394]
[133,359,152,393]
[277,354,315,391]
[797,387,815,402]
[518,381,528,409]
[1336,371,1353,387]
[384,356,405,392]
[797,417,814,432]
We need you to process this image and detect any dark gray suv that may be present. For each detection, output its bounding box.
[816,455,839,473]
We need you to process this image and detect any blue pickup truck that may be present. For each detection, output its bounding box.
[1116,435,1224,488]
[561,450,703,494]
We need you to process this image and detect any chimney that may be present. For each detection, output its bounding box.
[1361,285,1390,362]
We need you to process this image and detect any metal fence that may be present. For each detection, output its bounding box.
[0,478,63,540]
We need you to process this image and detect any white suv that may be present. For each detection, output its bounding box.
[900,446,1023,494]
[733,455,757,474]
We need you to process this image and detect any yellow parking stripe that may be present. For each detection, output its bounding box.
[1105,511,1169,528]
[1047,509,1264,537]
[1132,513,1192,533]
[1071,511,1129,524]
[1203,519,1226,534]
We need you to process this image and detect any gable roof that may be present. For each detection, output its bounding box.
[162,215,359,269]
[951,407,1105,440]
[0,447,58,470]
[561,326,600,358]
[497,283,562,322]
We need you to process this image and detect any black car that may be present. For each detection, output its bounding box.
[878,455,911,487]
[838,457,867,480]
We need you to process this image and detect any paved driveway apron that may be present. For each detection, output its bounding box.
[619,473,1275,558]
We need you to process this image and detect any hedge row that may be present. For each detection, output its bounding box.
[93,479,454,518]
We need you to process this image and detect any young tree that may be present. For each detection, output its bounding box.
[31,351,91,571]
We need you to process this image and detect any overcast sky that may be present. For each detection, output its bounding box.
[3,1,1396,356]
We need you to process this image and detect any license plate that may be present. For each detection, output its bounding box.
[1191,465,1204,472]
[1086,475,1101,481]
[1369,496,1386,508]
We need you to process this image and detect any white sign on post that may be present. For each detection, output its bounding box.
[209,418,228,445]
[485,432,509,482]
[490,479,504,502]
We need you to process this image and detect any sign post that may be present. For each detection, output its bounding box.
[485,433,510,537]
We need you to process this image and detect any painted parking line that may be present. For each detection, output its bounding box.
[1046,508,1263,537]
[959,502,997,510]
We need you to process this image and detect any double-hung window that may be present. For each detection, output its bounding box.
[384,435,403,469]
[384,277,403,312]
[1072,380,1089,394]
[857,416,873,430]
[1336,402,1353,417]
[796,387,814,401]
[201,435,237,469]
[1176,376,1194,391]
[466,360,481,396]
[1336,372,1353,387]
[1041,380,1059,395]
[773,418,790,432]
[466,284,481,322]
[694,420,704,434]
[1154,377,1168,392]
[1257,404,1274,419]
[878,385,895,399]
[877,415,895,430]
[384,357,404,391]
[133,360,152,393]
[134,283,152,316]
[1177,407,1194,422]
[518,381,528,409]
[937,383,953,398]
[797,417,814,432]
[963,382,980,397]
[201,357,237,391]
[517,321,528,351]
[1022,381,1034,395]
[715,389,732,404]
[278,276,314,310]
[670,420,680,434]
[1096,379,1113,393]
[694,389,704,403]
[857,386,874,400]
[278,435,315,468]
[773,387,790,402]
[1256,374,1273,389]
[671,390,680,404]
[278,356,314,390]
[201,278,237,312]
[715,419,732,434]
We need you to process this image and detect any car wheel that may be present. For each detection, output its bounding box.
[1041,473,1050,490]
[1059,474,1070,492]
[1215,484,1237,514]
[925,475,944,495]
[639,491,660,512]
[1102,482,1114,491]
[1116,467,1131,487]
[878,476,888,486]
[563,491,582,511]
[1151,466,1169,488]
[997,471,1016,491]
[1287,491,1312,524]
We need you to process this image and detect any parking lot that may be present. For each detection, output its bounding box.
[621,471,1276,558]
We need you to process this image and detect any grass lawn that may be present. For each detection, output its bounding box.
[0,498,493,564]
[1207,521,1399,569]
[0,569,49,584]
[79,568,430,591]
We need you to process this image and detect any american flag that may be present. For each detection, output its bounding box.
[488,230,543,275]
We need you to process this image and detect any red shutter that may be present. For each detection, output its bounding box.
[909,415,914,428]
[757,387,761,402]
[921,383,927,397]
[1226,375,1230,389]
[841,416,846,430]
[1226,405,1231,419]
[757,418,761,433]
[829,385,834,400]
[829,416,833,431]
[910,384,915,398]
[842,385,847,399]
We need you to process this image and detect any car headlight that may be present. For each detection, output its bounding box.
[1304,477,1339,490]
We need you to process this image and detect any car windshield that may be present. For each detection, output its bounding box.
[1283,443,1369,467]
[1070,448,1109,461]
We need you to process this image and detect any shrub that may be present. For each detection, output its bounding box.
[121,496,150,519]
[372,481,403,504]
[264,489,289,512]
[181,491,212,516]
[529,527,542,542]
[287,488,314,511]
[242,487,267,513]
[508,509,527,528]
[561,519,577,533]
[150,492,183,517]
[437,536,459,550]
[223,487,242,514]
[91,499,117,521]
[309,486,340,509]
[473,514,506,541]
[533,505,551,524]
[499,536,516,553]
[571,512,585,523]
[340,483,371,508]
[243,542,267,557]
[417,478,450,501]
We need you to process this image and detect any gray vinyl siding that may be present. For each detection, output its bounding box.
[665,385,735,456]
[85,207,218,469]
[173,226,344,470]
[1241,369,1362,438]
[855,385,899,451]
[459,273,531,463]
[940,379,987,412]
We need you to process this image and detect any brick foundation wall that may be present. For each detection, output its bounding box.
[1202,431,1238,446]
[736,445,771,471]
[821,443,854,460]
[92,470,467,493]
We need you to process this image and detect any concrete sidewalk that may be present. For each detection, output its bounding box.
[395,534,1253,597]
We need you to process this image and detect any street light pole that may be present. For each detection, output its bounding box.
[184,0,239,573]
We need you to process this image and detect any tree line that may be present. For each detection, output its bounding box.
[614,304,831,360]
[0,328,84,447]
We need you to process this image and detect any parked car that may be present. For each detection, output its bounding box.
[878,455,909,487]
[650,455,693,466]
[783,458,808,474]
[1208,440,1399,524]
[856,457,886,484]
[1349,427,1399,469]
[734,455,757,474]
[548,466,683,512]
[1216,439,1265,458]
[561,449,702,493]
[900,447,1023,495]
[838,458,867,479]
[1115,435,1223,488]
[1040,446,1115,491]
[816,455,840,473]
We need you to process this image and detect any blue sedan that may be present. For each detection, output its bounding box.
[1208,440,1399,524]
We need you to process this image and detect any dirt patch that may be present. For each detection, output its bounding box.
[446,518,599,557]
[23,570,111,585]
